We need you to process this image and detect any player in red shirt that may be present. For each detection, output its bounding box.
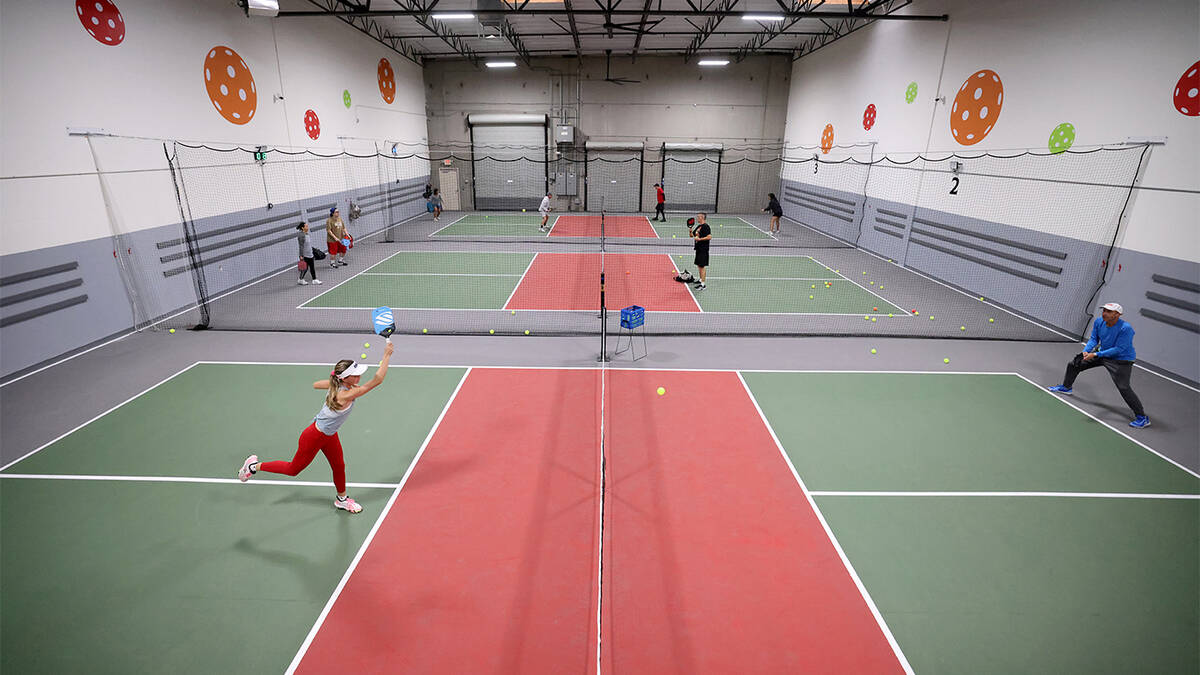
[652,183,666,222]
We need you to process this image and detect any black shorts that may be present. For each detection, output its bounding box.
[694,249,710,267]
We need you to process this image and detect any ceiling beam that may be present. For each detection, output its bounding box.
[389,0,483,66]
[279,6,949,19]
[733,0,822,63]
[791,0,916,61]
[630,0,654,60]
[682,0,741,63]
[562,0,583,55]
[305,0,422,65]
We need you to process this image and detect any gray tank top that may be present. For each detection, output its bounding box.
[314,386,354,435]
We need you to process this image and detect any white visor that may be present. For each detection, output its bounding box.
[1099,302,1123,314]
[336,363,369,378]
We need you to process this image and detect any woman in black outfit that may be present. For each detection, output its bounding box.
[762,193,783,234]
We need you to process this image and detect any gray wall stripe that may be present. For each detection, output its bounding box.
[913,216,1067,260]
[1145,291,1200,314]
[156,209,303,249]
[910,227,1065,274]
[0,279,84,307]
[0,295,88,327]
[0,262,79,287]
[873,225,904,239]
[910,237,1059,288]
[1151,274,1200,294]
[1140,308,1200,333]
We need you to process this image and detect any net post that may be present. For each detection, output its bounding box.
[597,206,609,362]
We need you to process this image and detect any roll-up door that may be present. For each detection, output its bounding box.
[585,142,643,212]
[662,143,722,212]
[469,114,548,210]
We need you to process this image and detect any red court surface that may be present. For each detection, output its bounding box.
[505,253,701,312]
[550,215,658,238]
[601,369,905,674]
[297,367,905,674]
[297,368,602,674]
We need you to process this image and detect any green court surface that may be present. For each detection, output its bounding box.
[430,213,551,237]
[3,364,467,483]
[672,254,908,314]
[1,479,392,674]
[651,215,774,240]
[816,496,1198,674]
[743,371,1199,675]
[741,372,1199,493]
[301,252,533,309]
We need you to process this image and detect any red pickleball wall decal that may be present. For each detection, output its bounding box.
[77,0,125,46]
[1173,60,1199,116]
[304,110,321,140]
[863,104,877,131]
[204,46,257,125]
[820,124,834,154]
[378,58,396,104]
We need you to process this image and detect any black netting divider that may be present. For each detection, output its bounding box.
[155,142,1148,343]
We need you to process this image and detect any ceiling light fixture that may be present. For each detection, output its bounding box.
[486,61,518,68]
[741,14,784,21]
[698,59,730,66]
[431,12,475,19]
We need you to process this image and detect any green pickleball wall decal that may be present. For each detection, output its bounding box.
[905,81,918,103]
[1048,122,1075,154]
[343,89,352,108]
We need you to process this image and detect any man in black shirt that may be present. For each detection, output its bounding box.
[691,212,712,290]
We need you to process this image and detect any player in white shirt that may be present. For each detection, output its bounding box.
[538,192,554,232]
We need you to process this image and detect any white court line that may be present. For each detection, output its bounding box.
[285,367,472,675]
[295,304,917,317]
[0,362,203,473]
[194,362,1025,376]
[426,212,469,237]
[810,490,1200,499]
[708,276,847,281]
[0,329,136,388]
[807,253,909,312]
[666,254,704,313]
[731,216,778,241]
[0,473,399,489]
[503,252,540,309]
[359,272,525,277]
[735,372,915,674]
[296,246,407,309]
[544,213,561,236]
[1011,372,1200,479]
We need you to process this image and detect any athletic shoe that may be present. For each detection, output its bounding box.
[694,284,706,291]
[340,260,348,266]
[1047,385,1073,395]
[297,279,308,285]
[1129,415,1151,428]
[330,262,338,268]
[238,454,258,482]
[335,496,363,513]
[312,279,323,285]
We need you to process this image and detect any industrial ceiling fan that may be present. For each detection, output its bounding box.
[602,49,640,85]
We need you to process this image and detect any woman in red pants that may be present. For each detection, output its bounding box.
[237,340,394,513]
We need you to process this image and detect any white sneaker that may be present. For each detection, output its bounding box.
[238,454,258,482]
[330,262,338,268]
[312,279,323,285]
[335,496,363,513]
[297,279,308,285]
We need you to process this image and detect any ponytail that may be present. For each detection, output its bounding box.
[326,359,354,411]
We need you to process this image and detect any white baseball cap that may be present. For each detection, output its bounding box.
[1099,302,1124,314]
[335,362,369,378]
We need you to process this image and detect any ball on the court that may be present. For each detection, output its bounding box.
[169,328,175,334]
[364,342,370,348]
[989,317,995,323]
[811,284,816,289]
[979,296,985,301]
[809,295,814,299]
[873,307,878,312]
[862,271,867,275]
[929,315,935,320]
[871,317,877,322]
[960,326,966,331]
[489,329,495,334]
[870,281,875,285]
[888,313,893,317]
[870,348,877,354]
[361,353,367,359]
[912,310,919,314]
[522,208,526,212]
[626,270,630,275]
[524,329,530,335]
[864,315,870,321]
[422,328,428,334]
[944,358,950,364]
[657,387,665,396]
[879,285,884,289]
[672,234,676,238]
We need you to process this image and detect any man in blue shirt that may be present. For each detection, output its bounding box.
[1048,302,1149,428]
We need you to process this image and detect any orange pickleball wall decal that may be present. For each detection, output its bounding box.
[378,58,396,104]
[820,124,834,154]
[204,46,257,125]
[950,69,1003,145]
[77,0,125,46]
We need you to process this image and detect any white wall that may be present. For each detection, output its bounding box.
[0,0,429,256]
[781,0,1199,261]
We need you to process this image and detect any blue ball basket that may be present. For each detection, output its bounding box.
[620,305,645,330]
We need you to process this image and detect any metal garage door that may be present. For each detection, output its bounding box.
[585,142,643,212]
[469,114,548,211]
[662,143,722,212]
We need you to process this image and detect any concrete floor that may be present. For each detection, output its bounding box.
[2,329,1196,475]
